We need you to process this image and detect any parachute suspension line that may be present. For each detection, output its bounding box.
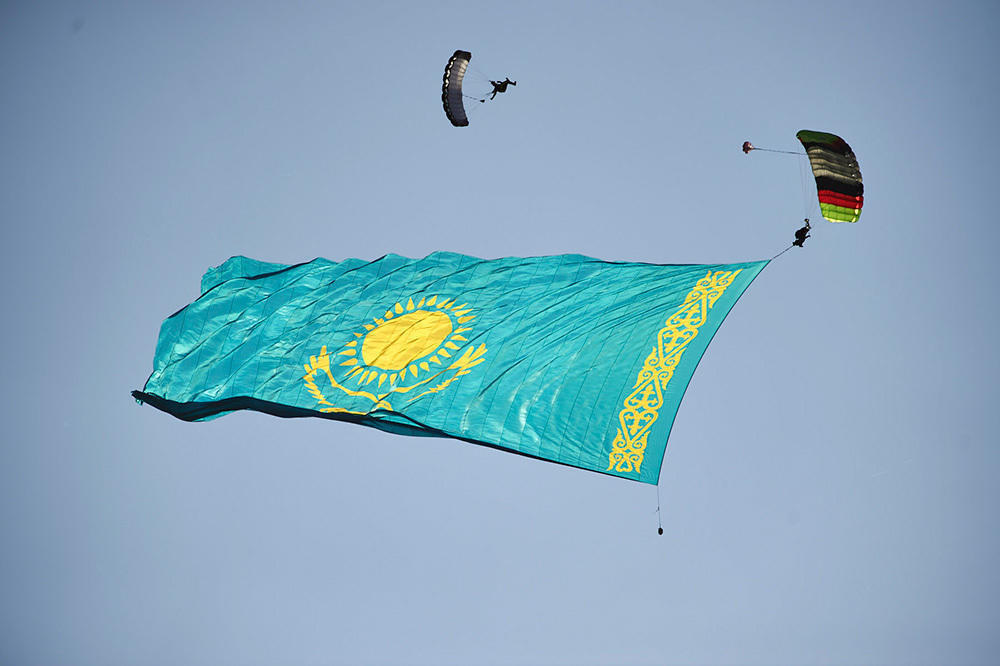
[464,64,496,96]
[799,156,818,221]
[464,63,513,102]
[467,62,492,82]
[463,98,485,118]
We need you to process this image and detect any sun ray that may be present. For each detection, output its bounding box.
[316,294,482,409]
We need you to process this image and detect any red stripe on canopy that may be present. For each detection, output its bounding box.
[817,190,864,210]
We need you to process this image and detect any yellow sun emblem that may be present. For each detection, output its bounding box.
[302,295,487,413]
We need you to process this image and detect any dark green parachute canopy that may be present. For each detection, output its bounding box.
[442,50,472,127]
[796,130,864,223]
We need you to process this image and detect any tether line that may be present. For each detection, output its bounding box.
[751,147,805,156]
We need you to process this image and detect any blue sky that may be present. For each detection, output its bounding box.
[2,2,998,664]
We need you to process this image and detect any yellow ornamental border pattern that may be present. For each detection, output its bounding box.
[607,270,742,475]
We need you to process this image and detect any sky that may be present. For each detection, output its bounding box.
[2,2,998,664]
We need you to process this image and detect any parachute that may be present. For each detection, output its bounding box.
[796,130,864,223]
[743,130,864,225]
[442,50,472,127]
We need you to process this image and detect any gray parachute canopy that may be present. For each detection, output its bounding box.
[442,50,472,127]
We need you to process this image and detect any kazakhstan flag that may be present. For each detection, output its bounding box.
[134,252,767,484]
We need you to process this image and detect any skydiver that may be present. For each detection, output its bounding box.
[489,78,516,100]
[742,141,754,154]
[792,218,811,247]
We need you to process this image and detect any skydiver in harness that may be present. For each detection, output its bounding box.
[489,78,516,100]
[792,218,811,247]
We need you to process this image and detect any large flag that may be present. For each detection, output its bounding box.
[134,252,767,484]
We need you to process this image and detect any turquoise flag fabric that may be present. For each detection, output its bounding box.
[134,252,767,484]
